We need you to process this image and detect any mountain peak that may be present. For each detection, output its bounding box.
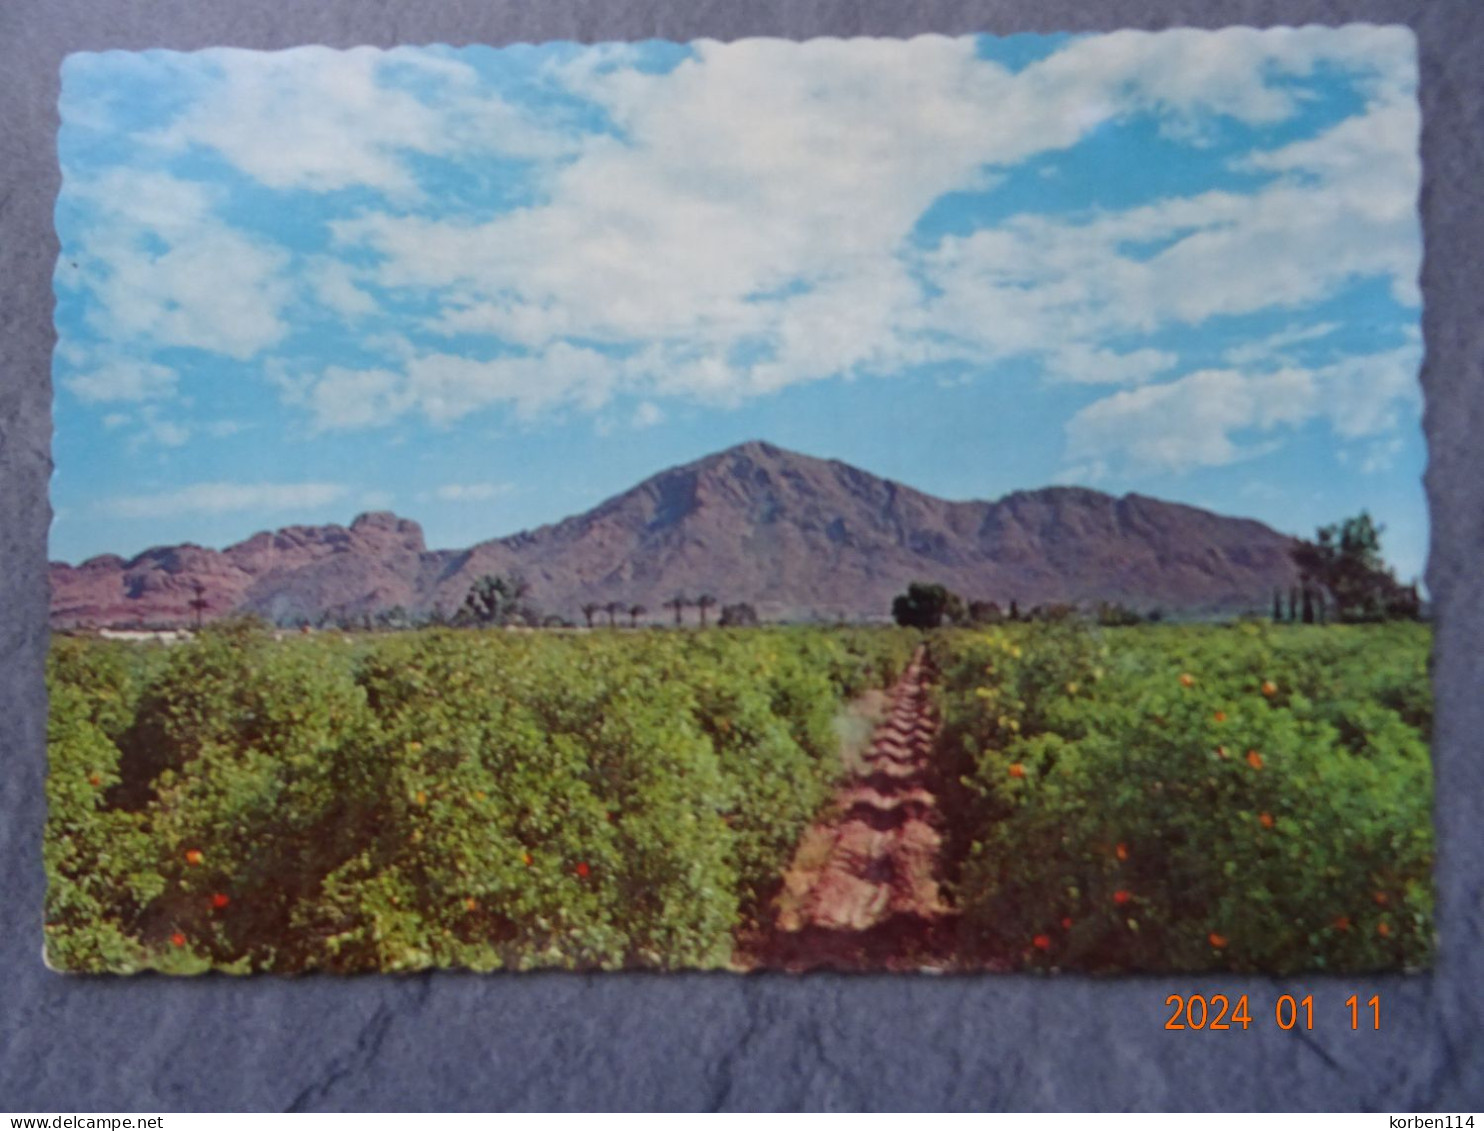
[349,511,427,553]
[726,438,786,458]
[50,444,1300,629]
[350,510,420,534]
[695,438,796,469]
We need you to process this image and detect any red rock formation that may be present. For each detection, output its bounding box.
[51,443,1301,628]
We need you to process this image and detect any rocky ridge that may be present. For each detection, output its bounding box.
[50,441,1301,628]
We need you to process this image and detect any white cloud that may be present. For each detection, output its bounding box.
[305,257,377,318]
[425,482,512,503]
[1222,322,1340,367]
[1359,436,1405,474]
[1246,94,1423,311]
[1064,342,1421,473]
[1325,346,1423,437]
[64,360,178,403]
[1066,369,1293,471]
[921,88,1419,353]
[631,401,665,428]
[64,33,1418,453]
[67,169,292,359]
[1238,480,1286,501]
[66,167,217,239]
[104,481,348,519]
[1044,346,1178,385]
[300,366,409,431]
[137,417,191,448]
[119,405,191,450]
[405,346,619,423]
[148,47,573,199]
[316,28,1417,427]
[299,344,624,431]
[1022,25,1413,135]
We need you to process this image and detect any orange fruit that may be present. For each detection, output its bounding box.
[575,862,591,878]
[1373,892,1390,906]
[1208,932,1228,949]
[87,772,102,787]
[1179,673,1195,688]
[1259,812,1274,829]
[1213,710,1227,723]
[210,893,230,910]
[1032,934,1051,951]
[1115,843,1129,861]
[170,932,186,948]
[465,897,478,912]
[1113,890,1131,906]
[184,849,204,866]
[1333,915,1351,931]
[1261,680,1278,697]
[1008,763,1026,779]
[1377,920,1391,937]
[1246,750,1264,771]
[522,852,533,866]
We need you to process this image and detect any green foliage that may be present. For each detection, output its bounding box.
[1292,512,1421,623]
[930,621,1434,973]
[966,600,1004,626]
[45,681,156,972]
[718,602,759,628]
[1096,602,1145,627]
[892,581,962,629]
[457,573,535,627]
[49,615,1424,976]
[45,625,915,972]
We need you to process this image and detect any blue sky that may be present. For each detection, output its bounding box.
[52,30,1427,579]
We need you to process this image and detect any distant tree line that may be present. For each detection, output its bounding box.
[890,511,1422,630]
[889,581,1159,630]
[1280,512,1421,624]
[260,575,763,633]
[460,578,748,630]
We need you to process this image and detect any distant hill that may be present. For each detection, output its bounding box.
[50,441,1301,628]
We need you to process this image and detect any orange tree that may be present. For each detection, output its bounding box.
[930,621,1433,973]
[44,622,917,972]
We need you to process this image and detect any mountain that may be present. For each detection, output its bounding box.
[49,441,1302,628]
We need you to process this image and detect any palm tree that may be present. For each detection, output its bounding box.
[188,579,209,630]
[629,604,647,628]
[581,602,599,629]
[696,593,717,627]
[665,593,689,627]
[604,601,622,628]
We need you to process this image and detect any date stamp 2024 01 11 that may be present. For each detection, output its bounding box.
[1164,993,1383,1031]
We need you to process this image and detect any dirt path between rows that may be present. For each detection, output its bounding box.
[743,644,958,971]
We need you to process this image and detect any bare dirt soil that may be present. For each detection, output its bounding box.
[742,645,960,971]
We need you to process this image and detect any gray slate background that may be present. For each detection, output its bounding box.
[1,0,1480,1112]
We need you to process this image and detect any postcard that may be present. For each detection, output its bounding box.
[45,28,1431,974]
